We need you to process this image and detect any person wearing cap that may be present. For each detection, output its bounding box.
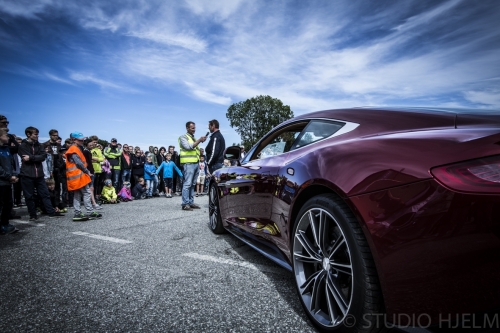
[65,132,102,221]
[18,126,63,220]
[103,138,122,191]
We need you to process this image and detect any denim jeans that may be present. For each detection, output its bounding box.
[209,163,223,174]
[111,168,120,190]
[146,178,157,196]
[21,176,55,217]
[182,163,199,206]
[122,169,131,184]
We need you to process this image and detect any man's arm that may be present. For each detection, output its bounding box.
[179,134,206,151]
[69,153,91,175]
[19,143,46,163]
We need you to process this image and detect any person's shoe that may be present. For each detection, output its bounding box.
[168,194,172,198]
[29,216,38,221]
[1,224,19,234]
[195,193,199,197]
[73,213,89,222]
[182,205,193,211]
[49,212,64,218]
[60,208,68,213]
[190,203,201,209]
[93,204,103,210]
[87,212,102,220]
[9,214,22,219]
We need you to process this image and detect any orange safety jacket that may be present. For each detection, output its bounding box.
[65,145,91,191]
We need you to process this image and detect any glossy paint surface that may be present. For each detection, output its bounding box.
[211,108,500,323]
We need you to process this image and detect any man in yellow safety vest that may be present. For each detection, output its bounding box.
[178,121,207,211]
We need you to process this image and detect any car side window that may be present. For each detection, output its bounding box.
[291,120,344,149]
[250,121,309,161]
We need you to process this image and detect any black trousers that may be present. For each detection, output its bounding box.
[0,185,13,226]
[13,179,22,205]
[20,176,55,217]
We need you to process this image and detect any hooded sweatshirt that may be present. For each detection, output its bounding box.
[18,139,46,178]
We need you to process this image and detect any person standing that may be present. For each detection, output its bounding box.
[18,126,63,220]
[65,132,102,221]
[205,119,226,174]
[103,138,122,191]
[0,128,19,234]
[168,145,181,195]
[43,129,62,205]
[120,144,132,185]
[178,121,206,211]
[131,149,145,185]
[89,135,105,198]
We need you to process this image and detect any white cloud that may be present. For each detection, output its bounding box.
[69,72,140,93]
[127,30,207,53]
[183,0,245,20]
[464,90,500,107]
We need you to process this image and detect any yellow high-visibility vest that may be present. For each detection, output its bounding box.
[178,134,200,164]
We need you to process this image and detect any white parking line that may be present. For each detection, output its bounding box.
[72,231,132,244]
[10,219,46,227]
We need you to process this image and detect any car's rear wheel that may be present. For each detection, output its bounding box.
[292,194,383,332]
[208,183,225,234]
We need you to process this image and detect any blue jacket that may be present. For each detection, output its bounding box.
[156,160,182,179]
[144,162,157,180]
[0,146,13,186]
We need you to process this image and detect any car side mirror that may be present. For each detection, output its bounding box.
[224,146,241,166]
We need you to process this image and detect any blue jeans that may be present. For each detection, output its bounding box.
[182,163,199,206]
[111,169,121,190]
[146,177,158,196]
[122,169,131,183]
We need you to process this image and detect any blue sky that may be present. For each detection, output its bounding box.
[1,0,499,150]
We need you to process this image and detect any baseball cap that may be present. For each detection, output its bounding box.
[111,138,117,142]
[70,132,86,140]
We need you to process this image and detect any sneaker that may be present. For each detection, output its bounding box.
[0,224,19,234]
[73,213,89,222]
[182,205,193,211]
[190,203,201,209]
[88,212,102,220]
[168,194,172,198]
[195,193,199,197]
[49,212,64,218]
[29,216,38,221]
[93,204,103,210]
[60,208,68,213]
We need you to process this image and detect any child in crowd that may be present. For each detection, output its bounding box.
[101,179,119,204]
[42,145,52,179]
[117,181,133,201]
[144,155,157,198]
[45,178,67,213]
[132,177,147,200]
[196,155,209,197]
[0,128,19,234]
[223,159,231,168]
[156,152,183,198]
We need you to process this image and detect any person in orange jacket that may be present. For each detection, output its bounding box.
[65,132,103,222]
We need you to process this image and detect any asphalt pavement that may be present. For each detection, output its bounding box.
[0,194,319,332]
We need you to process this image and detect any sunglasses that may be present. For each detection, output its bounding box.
[0,121,9,125]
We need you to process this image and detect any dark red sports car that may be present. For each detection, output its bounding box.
[208,107,500,332]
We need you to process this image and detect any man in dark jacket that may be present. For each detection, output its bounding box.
[43,129,62,208]
[205,119,226,173]
[0,128,19,234]
[131,149,145,185]
[18,126,63,220]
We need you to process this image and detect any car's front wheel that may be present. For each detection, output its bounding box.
[208,183,225,234]
[292,194,383,332]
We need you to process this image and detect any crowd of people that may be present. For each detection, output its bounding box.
[0,115,226,234]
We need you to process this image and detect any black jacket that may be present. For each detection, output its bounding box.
[131,154,145,176]
[121,152,132,170]
[205,130,226,167]
[0,146,13,186]
[18,139,46,178]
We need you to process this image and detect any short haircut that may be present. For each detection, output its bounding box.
[65,138,72,145]
[89,135,99,141]
[138,177,144,182]
[45,178,55,186]
[200,155,205,159]
[209,119,219,129]
[166,152,172,156]
[25,126,39,136]
[168,145,175,149]
[160,146,166,152]
[186,121,195,129]
[49,129,58,135]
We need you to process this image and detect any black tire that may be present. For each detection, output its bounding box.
[292,194,383,332]
[208,183,226,234]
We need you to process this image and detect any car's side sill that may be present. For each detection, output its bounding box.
[225,225,292,272]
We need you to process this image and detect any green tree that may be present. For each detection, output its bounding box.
[226,95,294,150]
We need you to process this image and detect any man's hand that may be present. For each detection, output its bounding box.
[199,136,207,143]
[10,176,18,183]
[22,155,30,161]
